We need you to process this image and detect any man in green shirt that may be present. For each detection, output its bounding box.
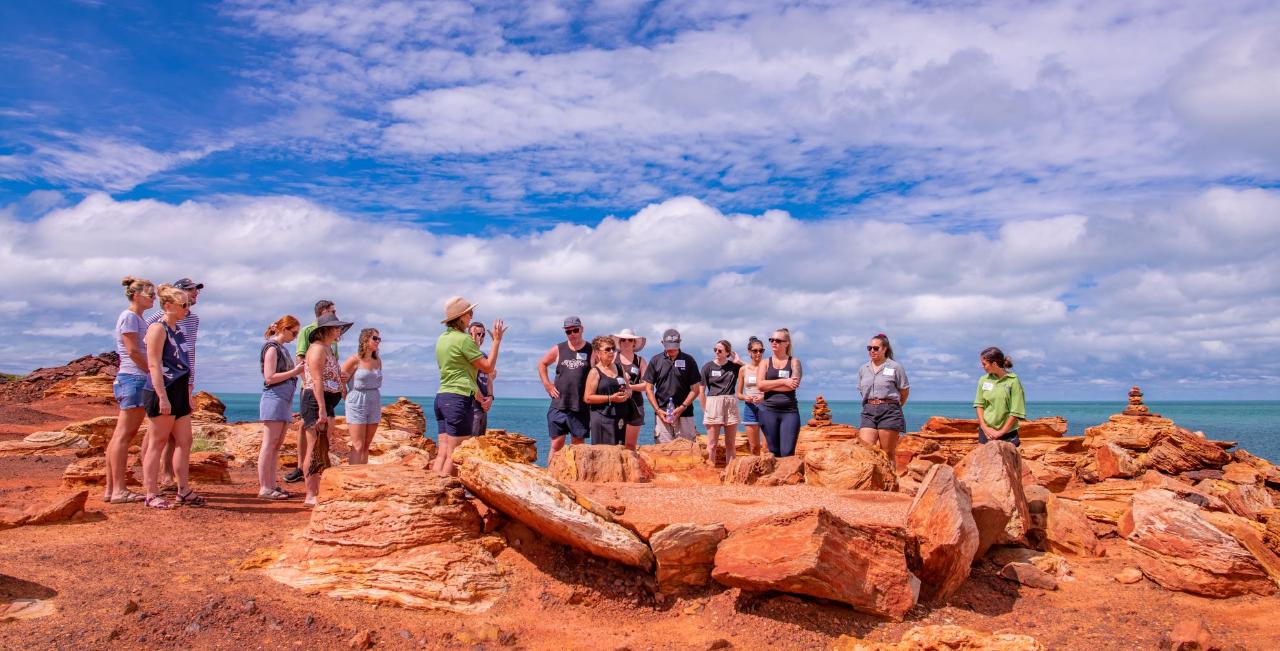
[973,347,1026,446]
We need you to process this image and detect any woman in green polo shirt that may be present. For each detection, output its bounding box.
[973,347,1026,447]
[433,296,506,477]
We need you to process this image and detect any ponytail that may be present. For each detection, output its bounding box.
[121,276,154,300]
[872,333,894,360]
[980,346,1013,369]
[265,315,301,339]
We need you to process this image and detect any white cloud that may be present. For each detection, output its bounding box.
[0,134,226,192]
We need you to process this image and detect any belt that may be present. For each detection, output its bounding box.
[865,398,899,405]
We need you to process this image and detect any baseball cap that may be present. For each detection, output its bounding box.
[662,328,681,350]
[173,278,204,291]
[563,316,583,329]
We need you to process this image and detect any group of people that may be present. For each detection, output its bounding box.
[107,281,1028,508]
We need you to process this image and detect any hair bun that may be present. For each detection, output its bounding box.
[120,276,136,287]
[876,332,887,338]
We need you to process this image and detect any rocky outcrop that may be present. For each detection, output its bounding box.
[42,375,115,403]
[0,431,89,456]
[62,457,138,488]
[906,464,978,602]
[0,352,118,404]
[804,442,897,492]
[477,430,538,464]
[188,451,232,484]
[722,454,776,485]
[381,397,426,436]
[1020,458,1073,492]
[649,523,726,593]
[191,391,227,423]
[1059,480,1140,527]
[759,456,806,486]
[221,422,296,467]
[638,439,720,485]
[1125,488,1278,597]
[1,491,88,529]
[919,416,1068,439]
[1082,396,1180,450]
[1145,430,1230,474]
[1195,479,1274,522]
[832,625,1045,651]
[1043,495,1103,557]
[1096,442,1140,479]
[454,437,653,570]
[794,423,861,459]
[549,445,652,483]
[956,441,1030,556]
[711,508,919,620]
[61,416,122,449]
[265,463,505,613]
[894,435,942,473]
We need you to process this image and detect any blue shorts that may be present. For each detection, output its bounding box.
[113,373,150,410]
[742,401,761,425]
[435,392,475,437]
[547,407,590,440]
[979,428,1021,447]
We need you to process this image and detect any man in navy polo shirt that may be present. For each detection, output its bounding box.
[643,328,702,443]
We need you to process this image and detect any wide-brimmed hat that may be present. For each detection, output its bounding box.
[441,296,478,323]
[611,328,646,353]
[309,313,353,342]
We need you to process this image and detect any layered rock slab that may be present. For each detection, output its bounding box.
[955,441,1030,557]
[832,624,1045,651]
[649,523,726,593]
[906,464,978,602]
[804,441,897,491]
[548,445,652,483]
[711,508,920,620]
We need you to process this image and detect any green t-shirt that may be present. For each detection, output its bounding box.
[973,372,1026,431]
[296,322,339,359]
[436,328,484,396]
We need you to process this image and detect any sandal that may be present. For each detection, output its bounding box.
[258,488,290,501]
[176,488,206,507]
[144,495,174,510]
[109,490,146,504]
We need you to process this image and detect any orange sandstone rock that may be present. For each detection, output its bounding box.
[804,441,897,492]
[832,624,1045,651]
[380,397,427,436]
[906,464,978,602]
[61,416,122,449]
[1043,495,1104,557]
[188,451,232,484]
[62,456,138,488]
[649,522,726,593]
[549,445,652,483]
[721,454,776,485]
[1145,430,1230,474]
[956,441,1030,557]
[191,391,227,423]
[1096,442,1141,480]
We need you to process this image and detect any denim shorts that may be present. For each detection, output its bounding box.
[741,401,761,425]
[113,373,150,410]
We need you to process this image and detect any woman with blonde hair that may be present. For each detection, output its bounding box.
[756,328,803,457]
[141,284,197,509]
[342,328,384,464]
[700,340,742,466]
[258,315,305,499]
[301,313,352,505]
[106,276,154,504]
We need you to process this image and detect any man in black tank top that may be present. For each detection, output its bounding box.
[537,316,592,454]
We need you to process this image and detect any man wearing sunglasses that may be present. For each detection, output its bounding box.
[537,316,592,453]
[469,321,495,436]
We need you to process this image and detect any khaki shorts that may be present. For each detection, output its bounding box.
[655,417,697,444]
[703,395,740,426]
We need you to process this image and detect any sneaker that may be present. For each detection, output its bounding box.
[282,468,304,483]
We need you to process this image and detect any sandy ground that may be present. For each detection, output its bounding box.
[2,402,1280,650]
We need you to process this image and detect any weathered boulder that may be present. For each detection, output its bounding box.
[0,431,89,456]
[722,454,776,485]
[62,456,138,488]
[477,431,537,464]
[649,523,726,593]
[638,439,720,485]
[187,451,233,484]
[794,423,862,458]
[894,435,941,473]
[921,416,1067,439]
[1043,495,1104,557]
[956,441,1030,556]
[42,374,114,402]
[549,445,652,483]
[1195,479,1274,522]
[454,437,653,570]
[61,416,122,449]
[1144,429,1230,474]
[219,422,294,467]
[1083,411,1180,451]
[804,442,897,492]
[1168,619,1218,651]
[906,464,978,602]
[191,391,227,423]
[758,456,806,486]
[1059,480,1140,526]
[1,490,88,529]
[832,625,1045,651]
[711,508,919,620]
[1096,442,1140,480]
[381,397,426,436]
[1125,488,1278,597]
[1230,450,1280,487]
[265,463,504,613]
[1138,471,1230,512]
[1020,458,1073,492]
[998,561,1058,590]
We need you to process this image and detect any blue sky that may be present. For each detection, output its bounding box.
[1,0,1278,400]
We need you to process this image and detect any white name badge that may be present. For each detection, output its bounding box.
[675,360,686,369]
[710,370,722,378]
[883,367,895,376]
[747,375,757,383]
[982,381,994,391]
[576,352,587,361]
[778,370,791,379]
[631,366,639,374]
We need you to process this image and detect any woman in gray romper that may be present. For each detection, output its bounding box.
[342,328,383,464]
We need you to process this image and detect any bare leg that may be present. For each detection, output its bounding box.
[161,437,176,487]
[705,424,721,465]
[878,429,901,469]
[348,423,368,464]
[436,434,462,477]
[624,424,640,451]
[143,416,175,499]
[361,422,379,464]
[570,436,585,446]
[724,423,739,464]
[258,421,286,492]
[550,435,567,454]
[302,426,321,504]
[171,417,193,493]
[107,408,145,500]
[858,427,880,447]
[744,424,761,455]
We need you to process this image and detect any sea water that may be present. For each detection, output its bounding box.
[214,394,1280,465]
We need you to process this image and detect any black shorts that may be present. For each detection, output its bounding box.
[301,389,341,429]
[435,392,475,437]
[590,410,624,445]
[860,402,906,431]
[548,407,590,440]
[144,374,192,419]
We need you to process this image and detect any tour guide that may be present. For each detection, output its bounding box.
[644,328,703,443]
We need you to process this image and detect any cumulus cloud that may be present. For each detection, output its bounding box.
[2,188,1277,399]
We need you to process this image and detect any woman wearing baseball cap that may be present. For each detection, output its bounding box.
[433,297,506,476]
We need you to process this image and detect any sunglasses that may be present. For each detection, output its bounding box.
[769,338,786,343]
[601,347,615,353]
[867,345,881,351]
[749,348,764,353]
[619,338,635,343]
[371,336,381,341]
[565,327,582,334]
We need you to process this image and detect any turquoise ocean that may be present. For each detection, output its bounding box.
[214,394,1280,465]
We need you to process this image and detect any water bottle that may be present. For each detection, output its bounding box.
[666,398,675,424]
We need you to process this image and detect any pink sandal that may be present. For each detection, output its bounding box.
[144,495,173,510]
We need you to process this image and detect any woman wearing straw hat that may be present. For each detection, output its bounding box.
[612,329,648,450]
[301,312,353,505]
[433,296,506,476]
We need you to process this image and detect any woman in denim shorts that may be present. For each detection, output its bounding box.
[106,276,154,504]
[735,336,766,455]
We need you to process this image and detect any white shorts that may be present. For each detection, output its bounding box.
[703,395,740,426]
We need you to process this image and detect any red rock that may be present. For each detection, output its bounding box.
[649,523,726,593]
[1195,479,1274,522]
[1114,567,1144,584]
[1059,480,1141,527]
[804,441,897,492]
[906,465,978,602]
[758,456,806,486]
[1221,462,1260,485]
[18,490,88,526]
[187,451,232,484]
[1125,488,1278,597]
[1145,429,1230,474]
[307,464,482,550]
[41,374,115,402]
[61,416,124,449]
[1020,458,1072,492]
[1137,471,1229,512]
[454,437,653,570]
[1083,409,1181,451]
[711,508,919,620]
[472,431,537,464]
[549,445,652,483]
[381,397,427,436]
[956,441,1031,556]
[894,435,940,473]
[191,391,227,423]
[794,423,862,458]
[998,561,1058,590]
[638,438,705,473]
[1201,510,1280,587]
[0,352,118,403]
[919,416,1067,439]
[1095,443,1140,480]
[1044,495,1104,557]
[1168,619,1217,651]
[1230,449,1280,487]
[721,454,776,485]
[62,456,138,488]
[832,625,1046,651]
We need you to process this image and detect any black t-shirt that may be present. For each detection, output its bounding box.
[643,350,702,407]
[701,360,741,397]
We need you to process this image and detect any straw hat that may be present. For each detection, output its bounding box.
[611,328,647,353]
[440,296,479,323]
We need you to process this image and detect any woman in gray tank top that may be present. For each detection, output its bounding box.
[342,328,383,464]
[258,315,306,500]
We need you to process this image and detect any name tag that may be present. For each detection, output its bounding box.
[618,377,628,387]
[710,370,722,378]
[747,375,756,383]
[982,381,994,391]
[778,370,791,379]
[675,360,686,369]
[576,352,587,361]
[630,366,638,375]
[883,367,895,377]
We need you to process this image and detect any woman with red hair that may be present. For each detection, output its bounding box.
[258,315,306,499]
